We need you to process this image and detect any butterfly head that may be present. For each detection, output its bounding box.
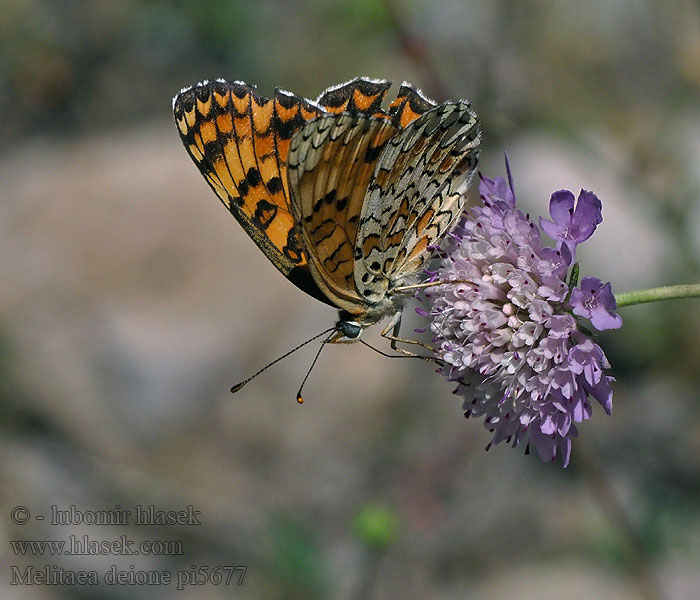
[330,312,364,343]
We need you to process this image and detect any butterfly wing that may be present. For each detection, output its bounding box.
[387,81,439,127]
[355,100,481,303]
[286,77,428,314]
[286,80,471,314]
[315,76,392,118]
[287,112,398,313]
[172,79,333,305]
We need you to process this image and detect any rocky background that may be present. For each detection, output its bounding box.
[1,2,699,599]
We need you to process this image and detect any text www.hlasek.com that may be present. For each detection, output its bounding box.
[11,535,182,556]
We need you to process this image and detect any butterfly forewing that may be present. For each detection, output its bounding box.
[173,79,333,304]
[316,77,392,119]
[287,112,397,312]
[355,100,480,303]
[387,82,439,128]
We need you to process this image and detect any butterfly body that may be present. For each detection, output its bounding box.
[173,77,480,344]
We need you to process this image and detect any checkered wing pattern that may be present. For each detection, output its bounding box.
[172,79,330,303]
[174,77,480,321]
[355,100,481,303]
[287,113,397,311]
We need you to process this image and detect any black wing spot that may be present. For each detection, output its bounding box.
[247,167,262,186]
[282,227,305,263]
[195,85,211,102]
[203,139,224,162]
[336,197,348,212]
[439,109,461,133]
[196,157,215,178]
[266,176,283,194]
[364,143,384,163]
[274,111,304,140]
[370,261,381,272]
[312,190,338,213]
[178,93,195,113]
[238,179,250,197]
[275,90,297,109]
[423,113,442,136]
[252,200,278,229]
[230,82,248,98]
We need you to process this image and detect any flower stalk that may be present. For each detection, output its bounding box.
[615,284,700,307]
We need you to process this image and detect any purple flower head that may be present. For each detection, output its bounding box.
[539,189,602,259]
[477,153,516,228]
[479,154,516,207]
[422,157,619,467]
[570,277,623,331]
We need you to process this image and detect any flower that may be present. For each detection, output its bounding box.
[570,277,623,331]
[539,189,602,259]
[422,156,620,466]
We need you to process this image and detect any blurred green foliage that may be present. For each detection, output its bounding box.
[268,513,330,599]
[353,503,399,551]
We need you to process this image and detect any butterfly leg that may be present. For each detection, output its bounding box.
[380,306,438,359]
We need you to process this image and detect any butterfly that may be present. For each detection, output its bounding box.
[172,77,480,352]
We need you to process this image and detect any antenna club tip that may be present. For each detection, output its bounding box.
[296,394,304,404]
[231,382,246,393]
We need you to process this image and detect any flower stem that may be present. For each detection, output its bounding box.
[616,284,700,307]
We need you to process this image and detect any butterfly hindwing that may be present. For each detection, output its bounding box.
[355,100,481,303]
[287,112,397,312]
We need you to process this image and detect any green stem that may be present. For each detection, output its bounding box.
[616,284,700,307]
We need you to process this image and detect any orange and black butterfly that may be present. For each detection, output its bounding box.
[172,77,480,349]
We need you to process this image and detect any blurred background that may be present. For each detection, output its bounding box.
[1,1,699,598]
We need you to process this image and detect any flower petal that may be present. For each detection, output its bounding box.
[548,189,576,224]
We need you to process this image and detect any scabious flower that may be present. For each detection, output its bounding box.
[422,156,621,466]
[570,277,623,331]
[539,189,602,259]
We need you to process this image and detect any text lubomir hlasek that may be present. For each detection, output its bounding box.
[49,505,201,526]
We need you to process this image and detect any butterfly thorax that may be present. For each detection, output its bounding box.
[330,278,414,343]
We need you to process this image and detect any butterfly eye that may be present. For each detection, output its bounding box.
[337,320,362,340]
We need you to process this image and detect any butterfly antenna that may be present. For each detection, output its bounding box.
[295,330,335,404]
[231,327,335,394]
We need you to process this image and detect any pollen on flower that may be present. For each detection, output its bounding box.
[421,155,620,467]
